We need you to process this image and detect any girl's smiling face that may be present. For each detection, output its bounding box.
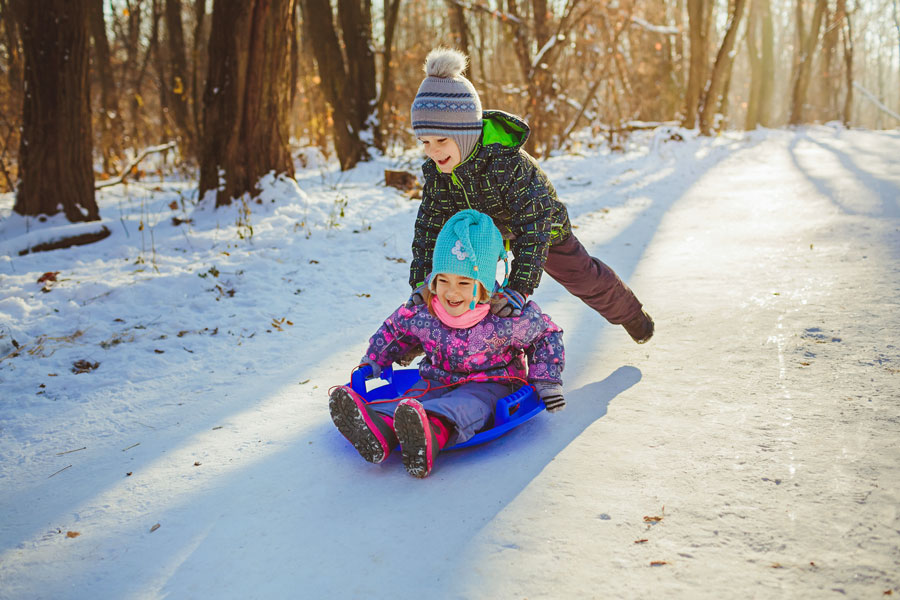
[433,273,481,316]
[419,135,462,173]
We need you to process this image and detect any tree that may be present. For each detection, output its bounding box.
[790,0,828,125]
[89,0,124,175]
[840,0,854,126]
[745,0,775,129]
[504,0,589,156]
[299,0,377,169]
[198,0,296,207]
[698,0,747,135]
[0,0,23,192]
[164,0,195,160]
[375,0,403,153]
[13,0,98,222]
[685,0,712,128]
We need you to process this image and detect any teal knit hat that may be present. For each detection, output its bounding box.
[429,210,508,309]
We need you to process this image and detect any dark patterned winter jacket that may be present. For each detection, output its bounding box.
[410,110,572,296]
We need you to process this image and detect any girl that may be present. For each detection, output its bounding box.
[407,47,654,344]
[329,210,565,478]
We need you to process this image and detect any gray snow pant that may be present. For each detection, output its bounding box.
[544,233,643,324]
[370,379,514,447]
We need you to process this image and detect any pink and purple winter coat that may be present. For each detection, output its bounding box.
[364,301,565,386]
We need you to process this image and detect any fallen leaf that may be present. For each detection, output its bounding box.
[126,472,133,476]
[771,563,783,569]
[634,539,648,544]
[66,531,81,538]
[168,201,178,210]
[72,360,100,374]
[650,561,667,567]
[643,515,663,523]
[37,271,59,283]
[150,523,160,533]
[154,349,165,354]
[193,461,201,467]
[298,379,310,385]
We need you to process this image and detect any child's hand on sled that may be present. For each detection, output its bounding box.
[490,287,527,317]
[405,283,429,308]
[358,358,381,379]
[533,382,566,413]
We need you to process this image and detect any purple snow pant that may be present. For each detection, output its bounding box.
[543,233,643,325]
[370,380,513,447]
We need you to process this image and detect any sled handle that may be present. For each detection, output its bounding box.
[494,384,536,426]
[351,364,394,395]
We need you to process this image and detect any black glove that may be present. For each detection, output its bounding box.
[533,381,565,413]
[490,287,527,317]
[405,283,429,308]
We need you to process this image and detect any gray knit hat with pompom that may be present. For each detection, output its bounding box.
[411,48,483,163]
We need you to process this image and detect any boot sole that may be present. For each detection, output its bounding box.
[329,387,389,464]
[394,400,433,478]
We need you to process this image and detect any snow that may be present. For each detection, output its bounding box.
[1,125,899,599]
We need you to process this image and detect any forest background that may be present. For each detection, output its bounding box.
[0,0,898,228]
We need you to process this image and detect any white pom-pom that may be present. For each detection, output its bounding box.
[424,48,467,78]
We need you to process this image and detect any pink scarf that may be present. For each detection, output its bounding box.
[431,296,490,329]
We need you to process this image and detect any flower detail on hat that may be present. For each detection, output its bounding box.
[451,239,468,261]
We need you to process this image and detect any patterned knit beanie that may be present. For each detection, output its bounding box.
[430,210,508,309]
[411,48,483,163]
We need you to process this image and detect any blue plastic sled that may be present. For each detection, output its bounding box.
[350,364,545,450]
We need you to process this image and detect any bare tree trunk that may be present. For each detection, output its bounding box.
[191,0,206,143]
[89,0,123,174]
[151,0,171,143]
[840,0,853,126]
[375,0,402,153]
[446,0,469,55]
[338,0,376,140]
[14,0,98,221]
[817,1,841,121]
[0,0,22,91]
[790,0,827,125]
[1,0,24,192]
[745,0,762,129]
[198,0,296,206]
[758,0,775,126]
[165,0,196,160]
[685,0,712,128]
[699,0,747,135]
[299,0,373,169]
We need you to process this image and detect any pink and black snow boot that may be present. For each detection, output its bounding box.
[329,386,398,464]
[393,399,447,478]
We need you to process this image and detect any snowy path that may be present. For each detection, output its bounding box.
[1,128,898,599]
[463,128,900,599]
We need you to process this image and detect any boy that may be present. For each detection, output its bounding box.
[408,48,653,343]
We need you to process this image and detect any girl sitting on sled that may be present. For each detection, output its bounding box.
[329,209,565,478]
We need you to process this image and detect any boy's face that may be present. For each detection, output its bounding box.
[433,273,481,317]
[419,135,461,173]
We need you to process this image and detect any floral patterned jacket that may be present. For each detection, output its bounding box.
[364,301,564,386]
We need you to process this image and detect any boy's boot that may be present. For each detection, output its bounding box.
[393,399,445,478]
[622,308,654,344]
[329,386,398,464]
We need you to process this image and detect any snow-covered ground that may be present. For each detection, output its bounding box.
[0,126,898,599]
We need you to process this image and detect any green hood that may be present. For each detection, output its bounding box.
[480,110,530,151]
